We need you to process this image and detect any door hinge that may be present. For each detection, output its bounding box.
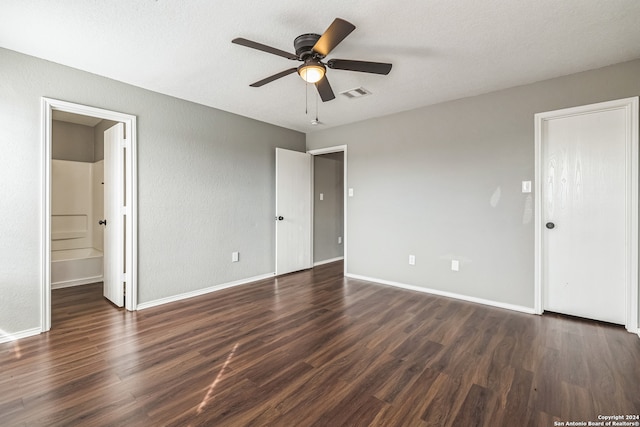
[120,206,128,215]
[122,273,128,283]
[121,138,130,148]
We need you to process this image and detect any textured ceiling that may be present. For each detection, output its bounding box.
[2,0,640,133]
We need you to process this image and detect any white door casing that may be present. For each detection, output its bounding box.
[103,123,125,307]
[42,98,138,332]
[534,97,639,332]
[275,148,312,275]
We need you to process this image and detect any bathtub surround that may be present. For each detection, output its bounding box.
[50,118,106,289]
[0,47,304,338]
[51,248,104,289]
[50,159,104,288]
[51,160,97,252]
[92,160,104,251]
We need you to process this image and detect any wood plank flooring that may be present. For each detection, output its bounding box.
[1,261,639,426]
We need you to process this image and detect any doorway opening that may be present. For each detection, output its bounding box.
[42,98,138,332]
[309,145,347,274]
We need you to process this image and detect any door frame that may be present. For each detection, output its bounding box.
[308,145,348,273]
[533,97,639,334]
[41,98,138,332]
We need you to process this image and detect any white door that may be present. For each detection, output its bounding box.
[275,148,312,275]
[103,123,124,307]
[541,102,632,324]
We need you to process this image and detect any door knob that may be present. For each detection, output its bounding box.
[545,222,555,229]
[99,219,107,226]
[275,216,284,221]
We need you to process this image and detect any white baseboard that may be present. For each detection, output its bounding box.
[345,273,537,315]
[313,257,344,267]
[52,275,103,289]
[0,327,42,344]
[136,272,276,310]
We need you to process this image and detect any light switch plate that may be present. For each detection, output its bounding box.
[348,188,354,197]
[320,193,324,201]
[451,260,459,271]
[522,181,532,193]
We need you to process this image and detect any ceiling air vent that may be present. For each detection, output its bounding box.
[340,87,372,99]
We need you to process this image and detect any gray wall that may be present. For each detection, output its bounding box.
[0,47,305,336]
[52,120,95,162]
[313,152,344,263]
[307,59,640,310]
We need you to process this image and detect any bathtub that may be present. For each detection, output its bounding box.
[51,248,103,289]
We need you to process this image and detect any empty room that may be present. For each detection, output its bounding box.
[1,1,639,426]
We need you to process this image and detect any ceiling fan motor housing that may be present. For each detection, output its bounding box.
[294,33,322,59]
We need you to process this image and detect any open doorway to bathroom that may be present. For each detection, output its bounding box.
[42,98,137,332]
[50,111,115,291]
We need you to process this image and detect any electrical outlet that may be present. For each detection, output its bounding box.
[409,255,416,265]
[232,252,239,262]
[451,260,459,271]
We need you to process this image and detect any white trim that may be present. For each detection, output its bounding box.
[307,145,348,274]
[308,152,314,273]
[313,257,344,267]
[0,327,42,344]
[137,273,275,310]
[52,276,104,289]
[629,98,639,333]
[41,100,52,333]
[346,273,536,315]
[534,97,639,333]
[41,98,138,333]
[308,145,348,156]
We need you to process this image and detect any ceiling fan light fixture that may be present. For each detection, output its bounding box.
[298,60,325,83]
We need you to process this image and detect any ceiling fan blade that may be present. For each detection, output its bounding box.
[249,68,298,87]
[312,18,356,57]
[327,59,392,75]
[232,38,298,60]
[315,76,336,102]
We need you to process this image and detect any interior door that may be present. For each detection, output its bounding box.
[542,105,628,324]
[103,123,124,307]
[275,148,312,275]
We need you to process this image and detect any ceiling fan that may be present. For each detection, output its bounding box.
[232,18,392,102]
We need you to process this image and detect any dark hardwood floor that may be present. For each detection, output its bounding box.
[1,261,639,426]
